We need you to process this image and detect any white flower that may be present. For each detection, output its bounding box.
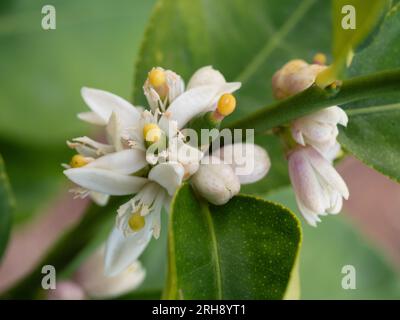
[74,247,145,299]
[291,106,348,154]
[192,143,270,205]
[64,65,244,276]
[288,146,349,227]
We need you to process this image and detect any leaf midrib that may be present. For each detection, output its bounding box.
[234,0,317,83]
[200,201,223,299]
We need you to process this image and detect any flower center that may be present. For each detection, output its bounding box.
[148,68,166,88]
[217,93,236,116]
[70,154,89,168]
[143,123,162,143]
[128,212,145,232]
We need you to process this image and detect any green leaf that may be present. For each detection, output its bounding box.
[0,154,14,260]
[267,187,400,299]
[133,0,333,194]
[163,184,302,300]
[316,0,389,87]
[339,3,400,182]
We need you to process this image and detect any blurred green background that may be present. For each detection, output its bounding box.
[1,0,399,299]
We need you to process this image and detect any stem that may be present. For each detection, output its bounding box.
[2,198,125,299]
[227,69,400,132]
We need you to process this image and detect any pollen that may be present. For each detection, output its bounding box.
[217,93,236,116]
[148,68,166,87]
[143,123,162,143]
[70,154,89,168]
[313,53,327,65]
[128,213,145,232]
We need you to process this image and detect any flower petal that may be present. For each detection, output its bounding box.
[89,192,109,206]
[187,65,226,89]
[64,167,147,195]
[160,82,241,130]
[81,87,141,129]
[148,162,185,196]
[215,143,270,184]
[288,149,327,214]
[104,225,152,276]
[75,248,145,298]
[77,112,105,125]
[305,147,349,199]
[86,149,147,175]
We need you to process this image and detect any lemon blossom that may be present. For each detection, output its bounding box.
[64,65,244,276]
[288,146,349,227]
[291,106,348,154]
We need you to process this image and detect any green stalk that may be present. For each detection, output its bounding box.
[226,69,400,132]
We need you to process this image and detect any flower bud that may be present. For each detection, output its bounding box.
[74,248,145,299]
[47,281,86,300]
[272,59,326,100]
[191,156,240,205]
[187,65,226,89]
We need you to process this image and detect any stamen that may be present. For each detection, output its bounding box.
[217,93,236,116]
[143,123,162,143]
[70,154,90,168]
[148,68,166,87]
[313,53,327,65]
[128,212,145,232]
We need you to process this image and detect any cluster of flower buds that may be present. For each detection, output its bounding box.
[63,65,270,277]
[272,54,349,226]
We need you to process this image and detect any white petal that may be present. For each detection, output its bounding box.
[104,225,152,276]
[187,65,226,89]
[86,149,147,175]
[89,192,109,206]
[67,136,114,158]
[160,82,241,130]
[288,149,327,214]
[295,195,321,227]
[75,248,145,298]
[305,147,349,199]
[215,143,270,184]
[64,167,147,195]
[77,111,105,125]
[148,162,185,196]
[81,87,141,129]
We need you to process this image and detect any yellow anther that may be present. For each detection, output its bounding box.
[70,154,89,168]
[217,93,236,116]
[128,213,145,232]
[148,68,166,87]
[143,123,162,143]
[313,53,327,65]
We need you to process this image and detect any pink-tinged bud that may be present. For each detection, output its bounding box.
[192,156,240,205]
[272,60,326,100]
[291,106,348,155]
[47,281,86,300]
[288,146,349,227]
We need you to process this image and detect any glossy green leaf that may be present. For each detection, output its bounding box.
[267,188,400,299]
[133,0,332,194]
[316,0,389,87]
[339,3,400,182]
[0,154,14,261]
[163,184,301,300]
